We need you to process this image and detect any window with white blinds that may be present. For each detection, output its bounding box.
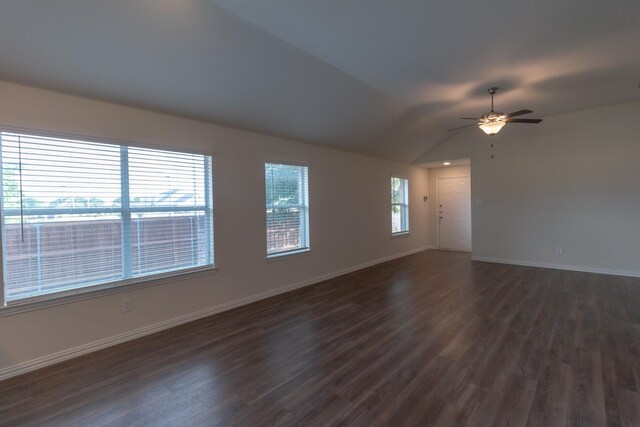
[265,163,309,256]
[1,131,214,304]
[391,176,409,234]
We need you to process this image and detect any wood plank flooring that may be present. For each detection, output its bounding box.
[1,249,639,426]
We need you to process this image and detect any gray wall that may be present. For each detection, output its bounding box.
[0,81,431,377]
[419,100,640,276]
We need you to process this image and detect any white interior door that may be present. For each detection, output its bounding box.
[438,176,471,252]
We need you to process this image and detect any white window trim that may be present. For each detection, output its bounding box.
[264,160,311,259]
[0,124,215,157]
[0,125,216,310]
[265,248,311,262]
[391,175,410,235]
[1,265,218,316]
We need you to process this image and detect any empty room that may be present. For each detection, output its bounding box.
[0,1,639,426]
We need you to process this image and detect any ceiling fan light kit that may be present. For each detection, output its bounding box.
[479,120,506,135]
[448,87,542,135]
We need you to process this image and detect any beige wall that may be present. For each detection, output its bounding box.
[0,81,431,377]
[426,165,471,248]
[419,100,640,276]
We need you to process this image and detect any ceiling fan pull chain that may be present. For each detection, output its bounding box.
[491,143,494,159]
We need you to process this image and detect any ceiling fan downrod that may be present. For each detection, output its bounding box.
[488,87,498,112]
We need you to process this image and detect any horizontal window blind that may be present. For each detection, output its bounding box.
[1,131,213,303]
[391,177,409,234]
[265,163,309,256]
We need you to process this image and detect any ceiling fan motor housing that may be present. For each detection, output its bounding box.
[480,111,506,123]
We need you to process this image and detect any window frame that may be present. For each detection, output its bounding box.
[264,160,310,259]
[0,126,216,310]
[391,175,410,235]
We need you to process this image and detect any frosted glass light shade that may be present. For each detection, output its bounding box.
[479,120,506,135]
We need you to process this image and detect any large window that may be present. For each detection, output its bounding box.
[1,131,213,304]
[265,163,309,257]
[391,176,409,234]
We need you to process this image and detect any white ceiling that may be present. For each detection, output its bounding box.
[0,0,638,163]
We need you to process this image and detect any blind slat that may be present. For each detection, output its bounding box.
[1,131,214,303]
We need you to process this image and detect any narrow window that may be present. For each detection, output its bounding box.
[1,131,214,304]
[265,163,309,257]
[391,176,409,234]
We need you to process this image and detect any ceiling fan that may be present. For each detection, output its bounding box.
[448,87,542,135]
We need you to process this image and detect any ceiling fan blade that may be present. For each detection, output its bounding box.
[447,123,478,131]
[505,109,533,118]
[459,117,479,120]
[507,118,542,124]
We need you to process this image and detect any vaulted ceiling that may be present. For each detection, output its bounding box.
[0,0,638,163]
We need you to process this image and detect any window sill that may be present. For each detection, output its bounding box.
[391,231,410,238]
[1,266,218,316]
[266,248,311,262]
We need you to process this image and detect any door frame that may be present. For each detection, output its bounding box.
[436,175,471,251]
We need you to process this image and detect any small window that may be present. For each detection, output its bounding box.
[265,163,309,257]
[1,131,214,304]
[391,176,409,234]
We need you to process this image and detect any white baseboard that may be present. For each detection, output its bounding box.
[471,255,640,278]
[0,245,434,381]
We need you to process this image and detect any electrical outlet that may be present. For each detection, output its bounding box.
[122,298,132,313]
[556,247,563,255]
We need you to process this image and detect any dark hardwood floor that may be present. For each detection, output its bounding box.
[1,250,639,426]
